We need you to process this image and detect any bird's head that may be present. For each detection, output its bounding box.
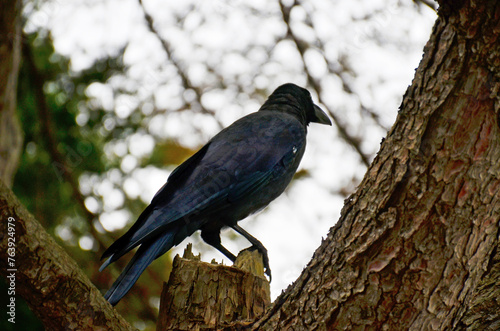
[261,83,332,127]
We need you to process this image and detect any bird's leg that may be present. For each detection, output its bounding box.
[201,230,237,262]
[230,224,271,281]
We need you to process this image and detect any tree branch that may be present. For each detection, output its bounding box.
[0,0,23,187]
[279,0,372,167]
[414,0,438,12]
[0,179,133,330]
[138,0,224,129]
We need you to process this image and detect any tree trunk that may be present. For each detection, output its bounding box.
[252,1,500,329]
[0,180,134,330]
[0,0,23,187]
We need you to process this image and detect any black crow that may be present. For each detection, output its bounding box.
[100,83,331,305]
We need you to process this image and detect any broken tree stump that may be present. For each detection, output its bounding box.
[156,244,271,330]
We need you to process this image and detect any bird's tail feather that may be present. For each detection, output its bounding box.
[103,228,177,306]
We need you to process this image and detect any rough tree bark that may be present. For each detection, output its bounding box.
[0,180,134,330]
[0,0,23,187]
[157,246,270,330]
[252,1,500,329]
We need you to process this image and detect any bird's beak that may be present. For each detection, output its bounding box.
[312,104,332,126]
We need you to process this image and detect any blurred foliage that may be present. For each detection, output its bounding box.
[15,32,106,227]
[148,140,197,167]
[1,278,44,331]
[13,32,180,329]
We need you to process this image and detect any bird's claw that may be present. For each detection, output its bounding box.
[242,245,272,281]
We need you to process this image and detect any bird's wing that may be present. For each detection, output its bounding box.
[101,112,305,263]
[100,143,211,261]
[227,136,302,203]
